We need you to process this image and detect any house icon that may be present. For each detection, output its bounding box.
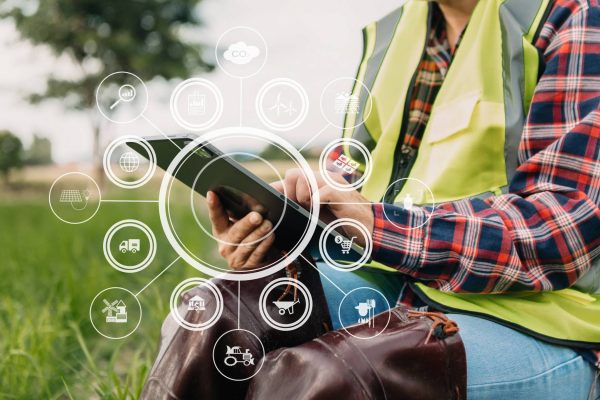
[188,295,205,311]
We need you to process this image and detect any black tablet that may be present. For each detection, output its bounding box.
[127,135,363,258]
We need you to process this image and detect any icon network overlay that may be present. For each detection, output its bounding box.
[119,239,140,254]
[110,84,136,110]
[188,295,206,311]
[59,189,90,210]
[102,299,128,323]
[333,154,360,175]
[334,235,356,255]
[272,299,300,316]
[402,194,414,211]
[268,92,297,117]
[355,299,376,328]
[223,41,260,65]
[188,91,206,116]
[119,151,140,173]
[335,92,360,114]
[224,346,255,367]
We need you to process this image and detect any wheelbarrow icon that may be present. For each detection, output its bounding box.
[335,235,357,255]
[272,300,300,315]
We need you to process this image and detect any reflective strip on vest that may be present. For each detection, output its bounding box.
[340,0,600,346]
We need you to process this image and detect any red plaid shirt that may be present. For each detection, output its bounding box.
[331,0,600,367]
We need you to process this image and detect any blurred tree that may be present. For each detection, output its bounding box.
[24,134,53,165]
[0,131,24,184]
[0,0,212,178]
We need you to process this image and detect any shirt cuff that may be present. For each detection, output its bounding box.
[371,203,426,273]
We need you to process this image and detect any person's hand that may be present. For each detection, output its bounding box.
[271,169,374,245]
[207,191,276,270]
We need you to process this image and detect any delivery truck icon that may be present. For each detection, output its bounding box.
[119,239,140,253]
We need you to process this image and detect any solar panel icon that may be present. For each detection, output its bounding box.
[60,189,83,203]
[59,189,90,210]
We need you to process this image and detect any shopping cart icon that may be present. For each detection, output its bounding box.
[272,300,300,315]
[334,235,356,255]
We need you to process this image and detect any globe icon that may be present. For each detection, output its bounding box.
[119,152,140,173]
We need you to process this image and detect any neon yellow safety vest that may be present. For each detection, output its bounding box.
[343,0,600,347]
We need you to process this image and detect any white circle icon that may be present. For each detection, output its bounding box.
[89,287,142,340]
[170,78,223,131]
[103,135,156,189]
[338,287,390,340]
[319,138,373,191]
[49,172,101,224]
[96,71,148,124]
[381,177,436,231]
[103,219,157,273]
[256,78,309,131]
[319,218,372,272]
[212,329,265,381]
[215,26,268,79]
[159,127,320,281]
[169,278,224,331]
[258,278,313,331]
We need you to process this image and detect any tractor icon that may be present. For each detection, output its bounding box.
[223,346,255,367]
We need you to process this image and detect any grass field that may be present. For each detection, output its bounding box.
[0,172,219,399]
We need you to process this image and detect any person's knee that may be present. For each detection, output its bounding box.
[448,314,597,399]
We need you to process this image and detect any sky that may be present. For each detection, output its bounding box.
[0,0,401,164]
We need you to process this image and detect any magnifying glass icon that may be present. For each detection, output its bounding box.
[110,84,137,110]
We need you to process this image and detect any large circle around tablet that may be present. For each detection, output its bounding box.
[158,127,321,281]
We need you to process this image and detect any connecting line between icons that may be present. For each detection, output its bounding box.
[322,202,373,205]
[299,123,332,152]
[300,254,347,296]
[135,256,181,297]
[141,114,183,150]
[100,199,159,203]
[239,78,244,127]
[237,281,241,329]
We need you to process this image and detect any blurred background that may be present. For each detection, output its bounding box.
[0,0,398,398]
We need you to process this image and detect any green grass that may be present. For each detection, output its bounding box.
[0,190,214,399]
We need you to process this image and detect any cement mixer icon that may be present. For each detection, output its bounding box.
[355,299,376,328]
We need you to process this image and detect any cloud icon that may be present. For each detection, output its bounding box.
[223,41,260,65]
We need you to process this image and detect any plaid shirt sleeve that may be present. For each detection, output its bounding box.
[371,0,600,294]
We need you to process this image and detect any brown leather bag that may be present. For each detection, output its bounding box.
[141,265,331,400]
[246,308,466,400]
[141,263,466,400]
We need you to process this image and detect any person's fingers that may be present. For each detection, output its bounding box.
[218,243,235,258]
[228,220,273,268]
[317,185,335,203]
[313,171,330,188]
[317,185,344,213]
[207,191,229,235]
[295,174,312,208]
[245,233,276,266]
[283,169,302,202]
[219,211,263,262]
[292,170,333,208]
[228,211,263,244]
[325,170,348,185]
[271,180,284,193]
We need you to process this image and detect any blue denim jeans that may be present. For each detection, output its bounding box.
[316,261,600,400]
